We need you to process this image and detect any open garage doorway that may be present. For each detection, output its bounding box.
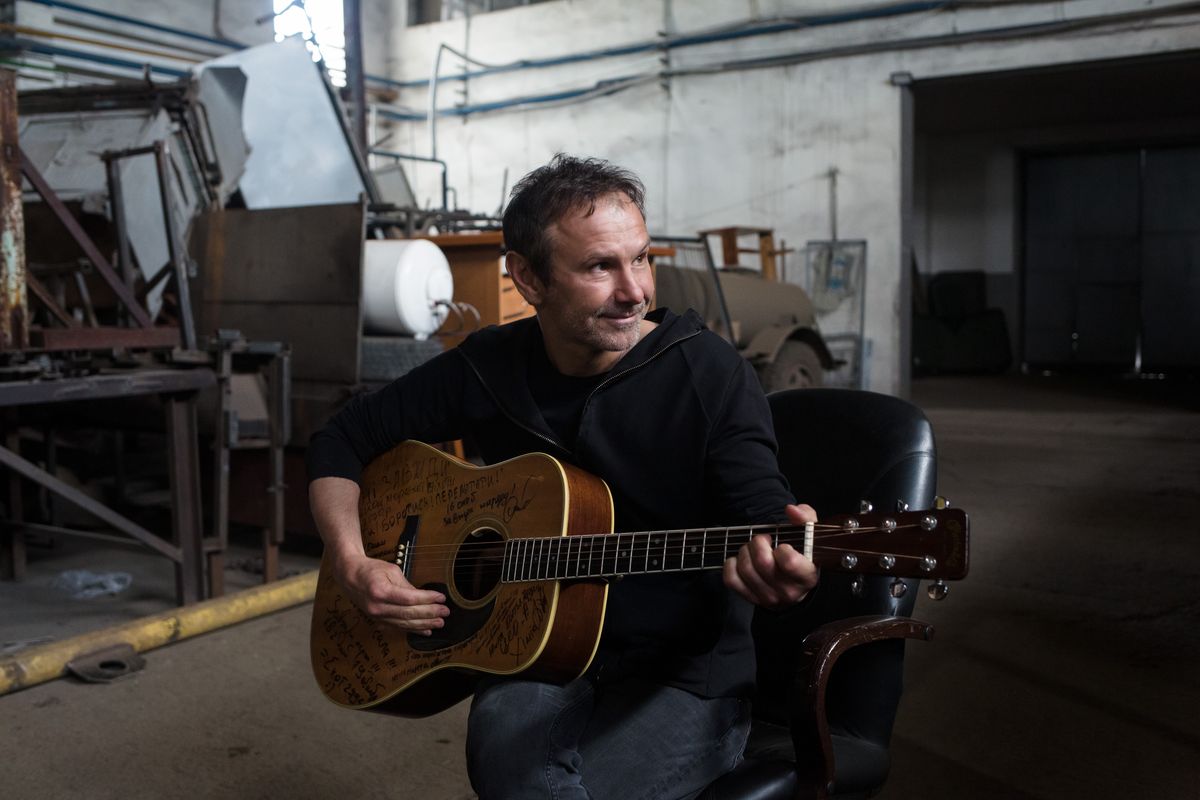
[910,52,1200,379]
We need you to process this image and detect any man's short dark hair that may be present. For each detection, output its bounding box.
[503,154,646,284]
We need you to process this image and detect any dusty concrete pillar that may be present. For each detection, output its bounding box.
[0,69,29,350]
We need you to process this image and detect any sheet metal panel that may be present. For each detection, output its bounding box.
[202,39,370,209]
[190,201,364,387]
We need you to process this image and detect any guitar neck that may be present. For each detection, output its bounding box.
[501,524,813,583]
[497,506,970,583]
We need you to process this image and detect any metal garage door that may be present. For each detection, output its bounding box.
[1023,146,1200,372]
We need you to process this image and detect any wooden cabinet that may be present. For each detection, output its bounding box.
[419,232,534,347]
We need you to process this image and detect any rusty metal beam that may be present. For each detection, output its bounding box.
[0,69,29,350]
[153,142,196,350]
[103,154,136,289]
[24,273,79,328]
[164,392,205,604]
[1,418,26,580]
[1,521,161,550]
[29,325,180,351]
[0,367,214,407]
[18,147,154,328]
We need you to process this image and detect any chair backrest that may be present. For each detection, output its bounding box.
[753,388,937,743]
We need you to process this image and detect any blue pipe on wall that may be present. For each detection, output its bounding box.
[29,0,246,50]
[376,73,647,120]
[20,0,956,95]
[384,1,953,89]
[0,36,190,78]
[27,0,410,91]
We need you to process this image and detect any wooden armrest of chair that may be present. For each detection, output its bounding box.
[788,615,935,799]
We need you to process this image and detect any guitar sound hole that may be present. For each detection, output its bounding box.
[454,527,505,602]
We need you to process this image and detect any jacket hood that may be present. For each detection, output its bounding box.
[456,306,707,450]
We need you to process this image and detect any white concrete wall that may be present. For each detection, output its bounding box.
[362,0,395,76]
[107,0,274,44]
[379,0,1200,395]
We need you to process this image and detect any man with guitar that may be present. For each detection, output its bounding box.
[308,155,819,799]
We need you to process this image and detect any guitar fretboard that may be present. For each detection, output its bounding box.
[500,524,815,582]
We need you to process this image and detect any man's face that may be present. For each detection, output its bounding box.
[520,194,655,375]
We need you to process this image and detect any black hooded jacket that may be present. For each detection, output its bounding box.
[307,307,794,697]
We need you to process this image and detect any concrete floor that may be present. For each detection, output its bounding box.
[2,374,1198,799]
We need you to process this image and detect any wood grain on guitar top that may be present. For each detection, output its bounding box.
[310,441,614,717]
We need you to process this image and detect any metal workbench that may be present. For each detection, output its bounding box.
[0,366,216,605]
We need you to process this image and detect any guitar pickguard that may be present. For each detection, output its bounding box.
[408,582,496,652]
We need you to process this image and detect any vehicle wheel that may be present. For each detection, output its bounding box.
[756,340,823,392]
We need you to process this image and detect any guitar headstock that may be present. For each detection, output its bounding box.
[813,504,969,590]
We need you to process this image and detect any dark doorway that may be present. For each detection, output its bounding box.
[913,51,1200,380]
[1022,146,1200,372]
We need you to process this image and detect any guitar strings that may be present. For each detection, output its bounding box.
[365,524,939,573]
[365,537,933,570]
[364,522,926,554]
[361,544,935,580]
[364,522,931,557]
[371,543,932,564]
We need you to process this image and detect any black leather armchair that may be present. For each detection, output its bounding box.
[700,388,941,800]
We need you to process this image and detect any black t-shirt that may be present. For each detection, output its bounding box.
[526,342,606,450]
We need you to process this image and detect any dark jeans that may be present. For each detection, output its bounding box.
[466,675,750,800]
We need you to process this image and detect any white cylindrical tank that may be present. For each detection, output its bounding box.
[361,239,454,338]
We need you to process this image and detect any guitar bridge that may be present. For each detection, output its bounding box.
[394,514,421,579]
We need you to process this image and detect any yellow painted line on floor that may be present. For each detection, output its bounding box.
[0,570,317,696]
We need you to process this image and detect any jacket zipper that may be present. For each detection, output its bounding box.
[461,325,705,456]
[460,356,570,455]
[580,328,704,415]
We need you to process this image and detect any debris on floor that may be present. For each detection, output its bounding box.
[51,570,133,600]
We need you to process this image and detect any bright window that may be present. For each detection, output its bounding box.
[273,0,347,87]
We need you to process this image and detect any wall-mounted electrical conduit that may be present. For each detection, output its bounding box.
[373,0,1200,122]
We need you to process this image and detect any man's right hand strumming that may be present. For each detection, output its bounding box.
[310,476,450,636]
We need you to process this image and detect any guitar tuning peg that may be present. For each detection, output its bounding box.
[895,500,909,512]
[927,580,950,601]
[934,496,950,509]
[850,577,864,597]
[889,578,908,598]
[859,500,873,513]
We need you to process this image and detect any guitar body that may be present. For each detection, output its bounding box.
[310,441,614,717]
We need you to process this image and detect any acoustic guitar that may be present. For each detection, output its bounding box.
[311,440,969,717]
